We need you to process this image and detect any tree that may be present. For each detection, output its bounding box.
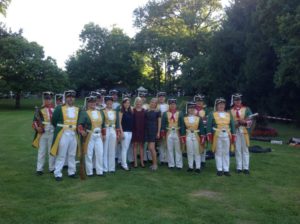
[133,0,223,92]
[66,23,142,92]
[0,30,68,108]
[0,0,11,17]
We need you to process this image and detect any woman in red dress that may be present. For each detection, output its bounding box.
[132,97,146,167]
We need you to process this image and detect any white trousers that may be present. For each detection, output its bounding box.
[36,131,55,172]
[215,134,230,172]
[186,133,201,169]
[159,140,168,163]
[54,130,77,177]
[121,132,132,169]
[235,130,250,170]
[103,127,116,172]
[85,134,104,175]
[167,131,183,168]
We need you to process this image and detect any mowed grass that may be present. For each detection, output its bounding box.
[0,99,300,224]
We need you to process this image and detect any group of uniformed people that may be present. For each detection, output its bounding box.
[32,89,253,181]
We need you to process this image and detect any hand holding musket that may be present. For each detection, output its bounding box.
[245,113,259,128]
[34,106,44,133]
[77,125,87,180]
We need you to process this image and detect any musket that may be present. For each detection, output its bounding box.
[78,133,86,180]
[33,106,44,132]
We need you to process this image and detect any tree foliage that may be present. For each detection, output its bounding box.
[0,26,68,108]
[66,23,142,91]
[0,0,11,17]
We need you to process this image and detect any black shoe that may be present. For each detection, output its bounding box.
[195,169,201,173]
[201,162,206,168]
[236,169,242,174]
[217,171,223,176]
[224,172,231,176]
[55,177,62,181]
[243,170,250,175]
[187,168,193,172]
[36,171,43,176]
[68,174,77,179]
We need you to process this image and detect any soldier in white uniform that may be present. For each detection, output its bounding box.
[157,92,169,165]
[230,93,253,175]
[207,98,236,176]
[32,92,56,175]
[51,90,80,181]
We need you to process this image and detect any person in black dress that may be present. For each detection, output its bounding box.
[145,98,161,171]
[119,98,133,171]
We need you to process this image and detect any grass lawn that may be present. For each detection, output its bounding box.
[0,99,300,224]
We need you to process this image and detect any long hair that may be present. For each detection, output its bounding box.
[121,98,132,113]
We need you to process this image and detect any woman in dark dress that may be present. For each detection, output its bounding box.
[145,98,161,171]
[132,97,146,168]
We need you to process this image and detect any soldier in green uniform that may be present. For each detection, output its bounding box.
[32,91,55,175]
[230,93,253,174]
[103,95,120,172]
[207,98,236,176]
[182,102,206,173]
[51,90,80,181]
[194,94,210,167]
[157,91,169,165]
[161,99,185,169]
[78,96,106,176]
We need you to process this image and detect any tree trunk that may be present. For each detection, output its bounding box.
[15,91,21,109]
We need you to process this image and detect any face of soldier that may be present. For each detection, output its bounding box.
[44,98,52,106]
[234,99,242,107]
[196,101,204,107]
[169,103,176,110]
[217,102,225,112]
[56,99,62,105]
[149,98,158,109]
[158,96,165,103]
[96,98,101,105]
[106,100,113,109]
[88,101,96,110]
[188,107,194,115]
[66,96,74,106]
[112,94,118,101]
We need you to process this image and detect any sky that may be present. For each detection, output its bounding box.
[0,0,230,69]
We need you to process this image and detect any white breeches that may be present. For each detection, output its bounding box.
[103,128,117,172]
[54,130,77,177]
[85,134,104,175]
[37,131,55,172]
[186,133,201,169]
[235,130,249,170]
[167,131,182,168]
[215,133,230,172]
